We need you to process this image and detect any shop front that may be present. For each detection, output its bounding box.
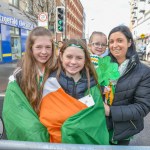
[0,13,36,63]
[0,34,2,62]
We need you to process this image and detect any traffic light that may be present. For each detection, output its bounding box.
[56,6,65,33]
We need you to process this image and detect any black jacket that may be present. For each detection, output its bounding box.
[50,70,96,99]
[108,54,150,141]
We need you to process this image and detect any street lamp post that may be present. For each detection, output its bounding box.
[87,18,94,40]
[65,0,67,40]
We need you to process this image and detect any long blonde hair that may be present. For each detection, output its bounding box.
[19,27,56,114]
[89,31,107,44]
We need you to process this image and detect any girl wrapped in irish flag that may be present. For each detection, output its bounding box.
[40,39,110,144]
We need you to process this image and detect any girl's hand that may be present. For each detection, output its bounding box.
[103,102,110,116]
[103,86,110,94]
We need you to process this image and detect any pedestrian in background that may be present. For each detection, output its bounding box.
[88,31,109,67]
[103,25,150,145]
[146,42,150,61]
[2,26,56,142]
[40,39,109,145]
[56,41,64,57]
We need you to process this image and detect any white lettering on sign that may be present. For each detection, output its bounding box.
[0,13,36,30]
[0,15,18,26]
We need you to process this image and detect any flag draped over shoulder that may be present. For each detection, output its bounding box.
[2,78,49,142]
[40,77,109,145]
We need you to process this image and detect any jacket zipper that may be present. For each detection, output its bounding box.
[112,120,137,141]
[73,82,77,98]
[112,121,115,141]
[130,120,137,129]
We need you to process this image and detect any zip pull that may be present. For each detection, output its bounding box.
[130,120,137,129]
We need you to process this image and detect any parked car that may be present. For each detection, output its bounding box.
[146,43,150,61]
[137,45,146,61]
[137,51,146,60]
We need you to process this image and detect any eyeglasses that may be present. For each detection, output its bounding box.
[91,42,107,48]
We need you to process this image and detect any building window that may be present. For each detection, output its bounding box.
[10,27,21,60]
[0,34,2,62]
[10,27,19,35]
[9,0,19,7]
[26,0,33,14]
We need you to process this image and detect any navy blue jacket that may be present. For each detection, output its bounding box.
[50,70,96,99]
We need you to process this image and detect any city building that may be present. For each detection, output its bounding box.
[0,0,56,63]
[82,10,86,40]
[0,0,36,63]
[56,0,85,41]
[130,0,150,49]
[66,0,84,39]
[0,0,85,63]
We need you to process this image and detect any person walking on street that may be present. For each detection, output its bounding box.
[146,43,150,61]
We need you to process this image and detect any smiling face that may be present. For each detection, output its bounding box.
[90,34,107,56]
[109,31,131,64]
[32,36,52,68]
[60,46,85,79]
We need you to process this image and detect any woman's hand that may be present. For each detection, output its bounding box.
[103,86,111,94]
[103,102,110,116]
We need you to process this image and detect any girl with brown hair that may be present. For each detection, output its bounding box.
[40,39,109,144]
[2,26,56,141]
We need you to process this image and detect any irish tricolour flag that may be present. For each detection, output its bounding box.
[40,77,109,145]
[2,76,49,142]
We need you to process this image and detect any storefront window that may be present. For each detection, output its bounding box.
[10,27,19,35]
[0,35,2,62]
[26,30,30,36]
[10,27,21,60]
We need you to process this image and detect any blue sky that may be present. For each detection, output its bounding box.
[80,0,131,37]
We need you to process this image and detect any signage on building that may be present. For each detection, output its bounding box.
[38,12,48,28]
[0,13,36,30]
[140,34,145,39]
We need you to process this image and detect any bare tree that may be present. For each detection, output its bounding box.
[19,0,56,29]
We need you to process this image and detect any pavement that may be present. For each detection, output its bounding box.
[0,62,17,94]
[0,62,18,139]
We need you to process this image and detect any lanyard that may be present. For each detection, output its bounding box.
[37,66,45,90]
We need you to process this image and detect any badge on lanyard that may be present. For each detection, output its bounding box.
[79,94,95,107]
